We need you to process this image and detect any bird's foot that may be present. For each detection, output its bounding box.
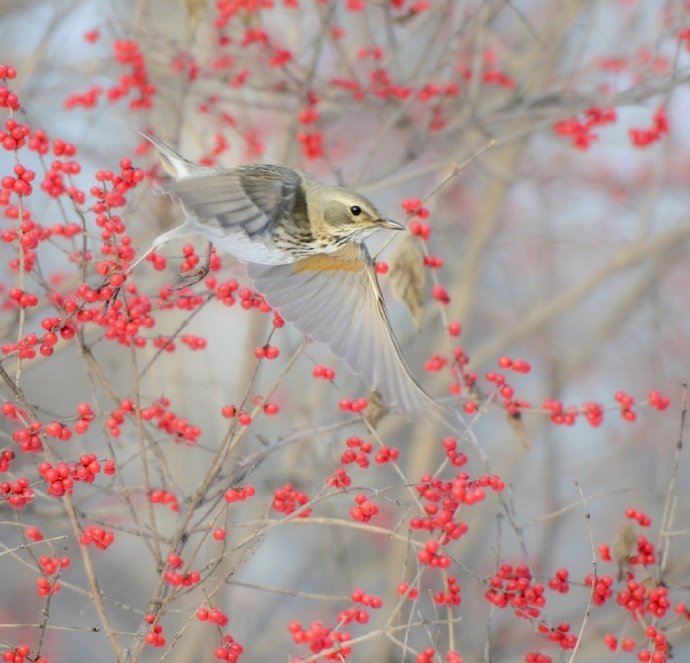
[172,264,210,290]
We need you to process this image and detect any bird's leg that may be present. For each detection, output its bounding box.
[127,222,192,275]
[100,220,193,310]
[97,239,162,311]
[173,241,213,290]
[122,243,156,278]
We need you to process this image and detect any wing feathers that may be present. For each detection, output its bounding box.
[245,245,433,412]
[162,166,302,244]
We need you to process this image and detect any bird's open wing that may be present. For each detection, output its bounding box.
[245,244,434,413]
[143,131,305,251]
[164,166,304,245]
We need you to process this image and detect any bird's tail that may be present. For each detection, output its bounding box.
[138,130,197,179]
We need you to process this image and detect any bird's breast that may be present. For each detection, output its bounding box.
[292,244,367,273]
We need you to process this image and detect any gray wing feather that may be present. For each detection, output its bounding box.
[245,251,433,412]
[164,166,302,242]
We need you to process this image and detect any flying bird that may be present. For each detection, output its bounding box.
[136,131,441,416]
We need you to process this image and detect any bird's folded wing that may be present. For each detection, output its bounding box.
[244,245,433,413]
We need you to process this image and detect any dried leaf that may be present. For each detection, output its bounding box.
[363,390,389,429]
[390,235,425,331]
[238,7,262,28]
[612,520,637,580]
[506,411,532,449]
[185,0,207,31]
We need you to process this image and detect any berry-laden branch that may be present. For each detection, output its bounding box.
[1,2,690,662]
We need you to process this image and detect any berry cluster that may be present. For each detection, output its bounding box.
[337,396,369,413]
[441,436,468,466]
[1,645,47,663]
[340,435,399,468]
[553,106,617,149]
[150,488,180,512]
[212,635,243,662]
[224,485,256,503]
[1,476,33,509]
[144,613,165,648]
[288,620,352,661]
[36,555,69,596]
[272,483,312,517]
[79,525,115,550]
[416,647,464,663]
[0,64,19,109]
[337,588,382,625]
[312,364,336,381]
[349,493,379,522]
[196,606,229,627]
[108,397,201,444]
[484,563,545,619]
[629,107,668,148]
[163,553,201,587]
[38,454,106,497]
[433,575,462,606]
[326,467,352,489]
[3,400,98,452]
[411,471,503,543]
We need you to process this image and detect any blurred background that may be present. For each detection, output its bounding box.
[1,1,690,662]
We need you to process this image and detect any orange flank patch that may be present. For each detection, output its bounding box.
[292,245,366,273]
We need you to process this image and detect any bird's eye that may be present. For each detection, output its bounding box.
[350,206,362,216]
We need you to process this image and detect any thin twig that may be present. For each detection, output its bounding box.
[567,480,597,663]
[657,383,686,582]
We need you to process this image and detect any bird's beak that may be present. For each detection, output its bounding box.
[379,218,405,231]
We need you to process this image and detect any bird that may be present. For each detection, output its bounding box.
[135,131,442,416]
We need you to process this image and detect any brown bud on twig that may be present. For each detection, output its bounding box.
[506,411,532,449]
[612,520,637,581]
[363,390,389,429]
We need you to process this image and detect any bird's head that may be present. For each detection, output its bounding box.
[315,186,404,243]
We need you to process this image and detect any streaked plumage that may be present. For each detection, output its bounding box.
[137,131,439,414]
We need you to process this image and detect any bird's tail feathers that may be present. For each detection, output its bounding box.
[137,130,196,179]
